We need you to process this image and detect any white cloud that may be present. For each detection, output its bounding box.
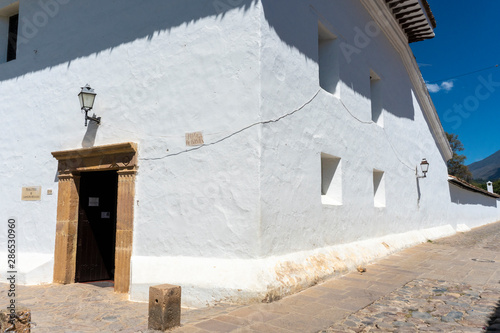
[426,83,441,93]
[441,81,454,91]
[426,80,454,93]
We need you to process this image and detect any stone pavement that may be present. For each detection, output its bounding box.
[2,221,500,332]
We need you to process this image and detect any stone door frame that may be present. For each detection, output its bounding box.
[51,142,138,293]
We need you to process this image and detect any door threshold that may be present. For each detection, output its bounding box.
[80,280,115,288]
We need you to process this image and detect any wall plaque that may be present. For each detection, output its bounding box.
[185,132,204,146]
[22,186,42,201]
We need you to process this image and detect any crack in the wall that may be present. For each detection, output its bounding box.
[139,89,321,161]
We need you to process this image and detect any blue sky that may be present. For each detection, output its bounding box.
[410,0,500,164]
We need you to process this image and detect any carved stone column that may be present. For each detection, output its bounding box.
[114,168,136,293]
[53,172,80,284]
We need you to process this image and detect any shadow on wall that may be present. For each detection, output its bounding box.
[4,0,417,121]
[0,0,256,81]
[449,183,498,208]
[81,118,99,148]
[261,0,415,121]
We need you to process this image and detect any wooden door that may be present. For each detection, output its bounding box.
[75,171,118,282]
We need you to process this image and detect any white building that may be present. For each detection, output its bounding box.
[0,0,499,307]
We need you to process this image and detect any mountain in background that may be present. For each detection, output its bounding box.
[468,150,500,181]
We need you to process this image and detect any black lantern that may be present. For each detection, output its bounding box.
[417,158,429,178]
[78,84,100,126]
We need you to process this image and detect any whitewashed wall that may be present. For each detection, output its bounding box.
[448,184,500,229]
[257,0,455,256]
[0,0,499,307]
[0,0,264,304]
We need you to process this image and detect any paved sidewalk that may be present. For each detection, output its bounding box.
[1,221,500,332]
[174,221,500,332]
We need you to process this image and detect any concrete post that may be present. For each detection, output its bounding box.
[148,284,181,331]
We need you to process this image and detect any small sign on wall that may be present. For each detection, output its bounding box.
[22,186,42,201]
[89,197,99,207]
[185,131,204,146]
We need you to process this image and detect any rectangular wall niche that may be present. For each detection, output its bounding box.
[0,1,19,63]
[318,21,339,96]
[373,169,386,208]
[321,153,342,205]
[370,70,383,127]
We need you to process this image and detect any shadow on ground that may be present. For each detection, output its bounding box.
[486,299,500,331]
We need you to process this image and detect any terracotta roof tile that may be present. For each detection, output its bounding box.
[448,175,500,199]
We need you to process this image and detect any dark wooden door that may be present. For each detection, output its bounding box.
[75,171,118,282]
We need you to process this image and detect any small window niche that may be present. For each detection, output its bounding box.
[7,14,18,62]
[373,169,386,208]
[370,70,383,127]
[318,22,339,97]
[0,1,19,64]
[321,153,342,205]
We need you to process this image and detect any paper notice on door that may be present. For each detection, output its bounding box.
[89,197,99,207]
[101,212,111,219]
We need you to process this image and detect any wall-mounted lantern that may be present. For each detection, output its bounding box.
[416,158,429,178]
[78,84,100,127]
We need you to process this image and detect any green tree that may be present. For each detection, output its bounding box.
[494,180,500,194]
[475,179,500,195]
[446,132,473,182]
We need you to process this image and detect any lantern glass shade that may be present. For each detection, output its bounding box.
[78,84,96,110]
[420,159,429,174]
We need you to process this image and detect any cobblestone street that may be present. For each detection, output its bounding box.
[321,279,500,332]
[2,221,500,332]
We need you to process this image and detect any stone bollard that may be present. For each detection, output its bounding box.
[0,308,31,333]
[148,284,181,331]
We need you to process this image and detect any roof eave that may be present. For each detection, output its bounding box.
[361,0,453,162]
[384,0,436,44]
[448,176,500,199]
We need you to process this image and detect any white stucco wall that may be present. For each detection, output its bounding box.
[256,0,459,257]
[0,0,499,307]
[448,184,500,229]
[0,0,264,305]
